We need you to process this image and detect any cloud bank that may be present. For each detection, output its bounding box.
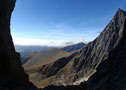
[13,37,88,47]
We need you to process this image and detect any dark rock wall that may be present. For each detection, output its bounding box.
[0,0,36,88]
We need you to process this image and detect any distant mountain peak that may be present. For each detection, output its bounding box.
[61,42,86,52]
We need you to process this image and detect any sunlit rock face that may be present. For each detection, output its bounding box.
[86,12,126,90]
[0,0,36,89]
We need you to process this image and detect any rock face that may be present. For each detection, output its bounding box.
[86,19,126,90]
[0,0,36,89]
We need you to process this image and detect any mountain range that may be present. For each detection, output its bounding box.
[61,42,86,52]
[16,42,85,64]
[0,0,126,89]
[15,45,53,57]
[22,42,85,88]
[23,8,126,89]
[43,9,126,90]
[15,42,86,58]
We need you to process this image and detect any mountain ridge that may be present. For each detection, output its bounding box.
[41,8,126,90]
[1,0,125,89]
[22,42,86,64]
[61,42,86,52]
[86,18,126,90]
[25,8,126,88]
[53,8,126,85]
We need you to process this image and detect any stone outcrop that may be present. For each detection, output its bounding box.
[0,0,36,89]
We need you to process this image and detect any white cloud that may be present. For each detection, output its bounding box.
[13,37,88,47]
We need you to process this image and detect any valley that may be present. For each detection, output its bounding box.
[0,0,126,90]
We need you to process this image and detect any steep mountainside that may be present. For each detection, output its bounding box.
[0,0,36,89]
[23,48,71,88]
[25,9,126,88]
[86,20,126,90]
[15,45,53,57]
[61,42,86,52]
[52,8,126,85]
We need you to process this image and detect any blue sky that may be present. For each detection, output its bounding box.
[11,0,126,46]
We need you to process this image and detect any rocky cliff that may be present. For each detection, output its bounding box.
[86,19,126,90]
[0,0,36,89]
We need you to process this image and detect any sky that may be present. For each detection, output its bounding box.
[11,0,126,47]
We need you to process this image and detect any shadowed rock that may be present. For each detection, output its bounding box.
[0,0,36,89]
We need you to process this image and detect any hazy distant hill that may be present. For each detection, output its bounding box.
[61,42,86,52]
[15,42,86,58]
[18,42,86,63]
[15,45,54,57]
